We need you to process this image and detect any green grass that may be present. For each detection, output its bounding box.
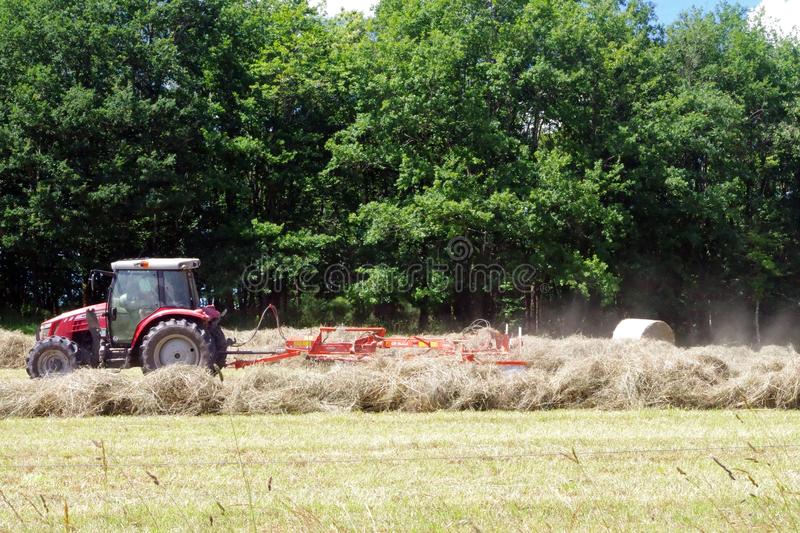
[0,409,799,530]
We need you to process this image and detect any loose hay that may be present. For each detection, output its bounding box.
[1,333,800,417]
[0,328,33,368]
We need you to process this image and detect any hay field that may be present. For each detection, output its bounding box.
[0,409,799,530]
[2,327,800,415]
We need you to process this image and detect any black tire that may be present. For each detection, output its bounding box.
[139,318,215,373]
[26,336,79,378]
[209,326,228,369]
[76,346,97,367]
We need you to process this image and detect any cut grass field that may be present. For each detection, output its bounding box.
[1,409,799,530]
[3,327,800,529]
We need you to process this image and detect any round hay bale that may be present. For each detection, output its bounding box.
[612,319,675,344]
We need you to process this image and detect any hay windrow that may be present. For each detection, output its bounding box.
[1,332,800,417]
[0,328,33,368]
[0,366,225,417]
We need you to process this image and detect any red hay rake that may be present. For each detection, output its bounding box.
[226,306,528,369]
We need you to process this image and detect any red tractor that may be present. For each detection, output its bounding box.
[27,258,229,378]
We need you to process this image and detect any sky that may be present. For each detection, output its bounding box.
[653,0,759,24]
[314,0,800,36]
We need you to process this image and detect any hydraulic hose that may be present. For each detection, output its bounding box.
[231,304,286,347]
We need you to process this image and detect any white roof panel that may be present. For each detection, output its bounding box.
[111,258,201,271]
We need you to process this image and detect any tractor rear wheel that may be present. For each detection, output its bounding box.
[140,319,215,373]
[26,336,79,378]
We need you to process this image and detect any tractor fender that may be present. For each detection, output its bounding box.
[130,308,212,352]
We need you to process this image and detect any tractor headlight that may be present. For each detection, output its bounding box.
[37,324,50,341]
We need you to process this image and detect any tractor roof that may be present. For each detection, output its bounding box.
[110,258,201,271]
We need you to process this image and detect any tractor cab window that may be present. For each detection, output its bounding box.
[189,272,200,307]
[162,271,193,308]
[110,270,160,344]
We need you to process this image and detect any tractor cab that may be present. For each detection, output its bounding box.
[107,258,201,345]
[27,258,228,378]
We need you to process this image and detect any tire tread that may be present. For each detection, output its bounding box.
[26,336,79,378]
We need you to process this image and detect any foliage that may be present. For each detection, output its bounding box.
[0,0,798,343]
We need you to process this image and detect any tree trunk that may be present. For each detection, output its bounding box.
[417,307,429,331]
[707,298,713,342]
[524,291,532,329]
[754,298,761,346]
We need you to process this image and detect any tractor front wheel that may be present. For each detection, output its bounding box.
[140,319,215,373]
[26,336,79,378]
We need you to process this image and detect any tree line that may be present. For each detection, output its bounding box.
[0,0,798,344]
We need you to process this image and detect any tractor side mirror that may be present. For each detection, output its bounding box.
[89,270,113,300]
